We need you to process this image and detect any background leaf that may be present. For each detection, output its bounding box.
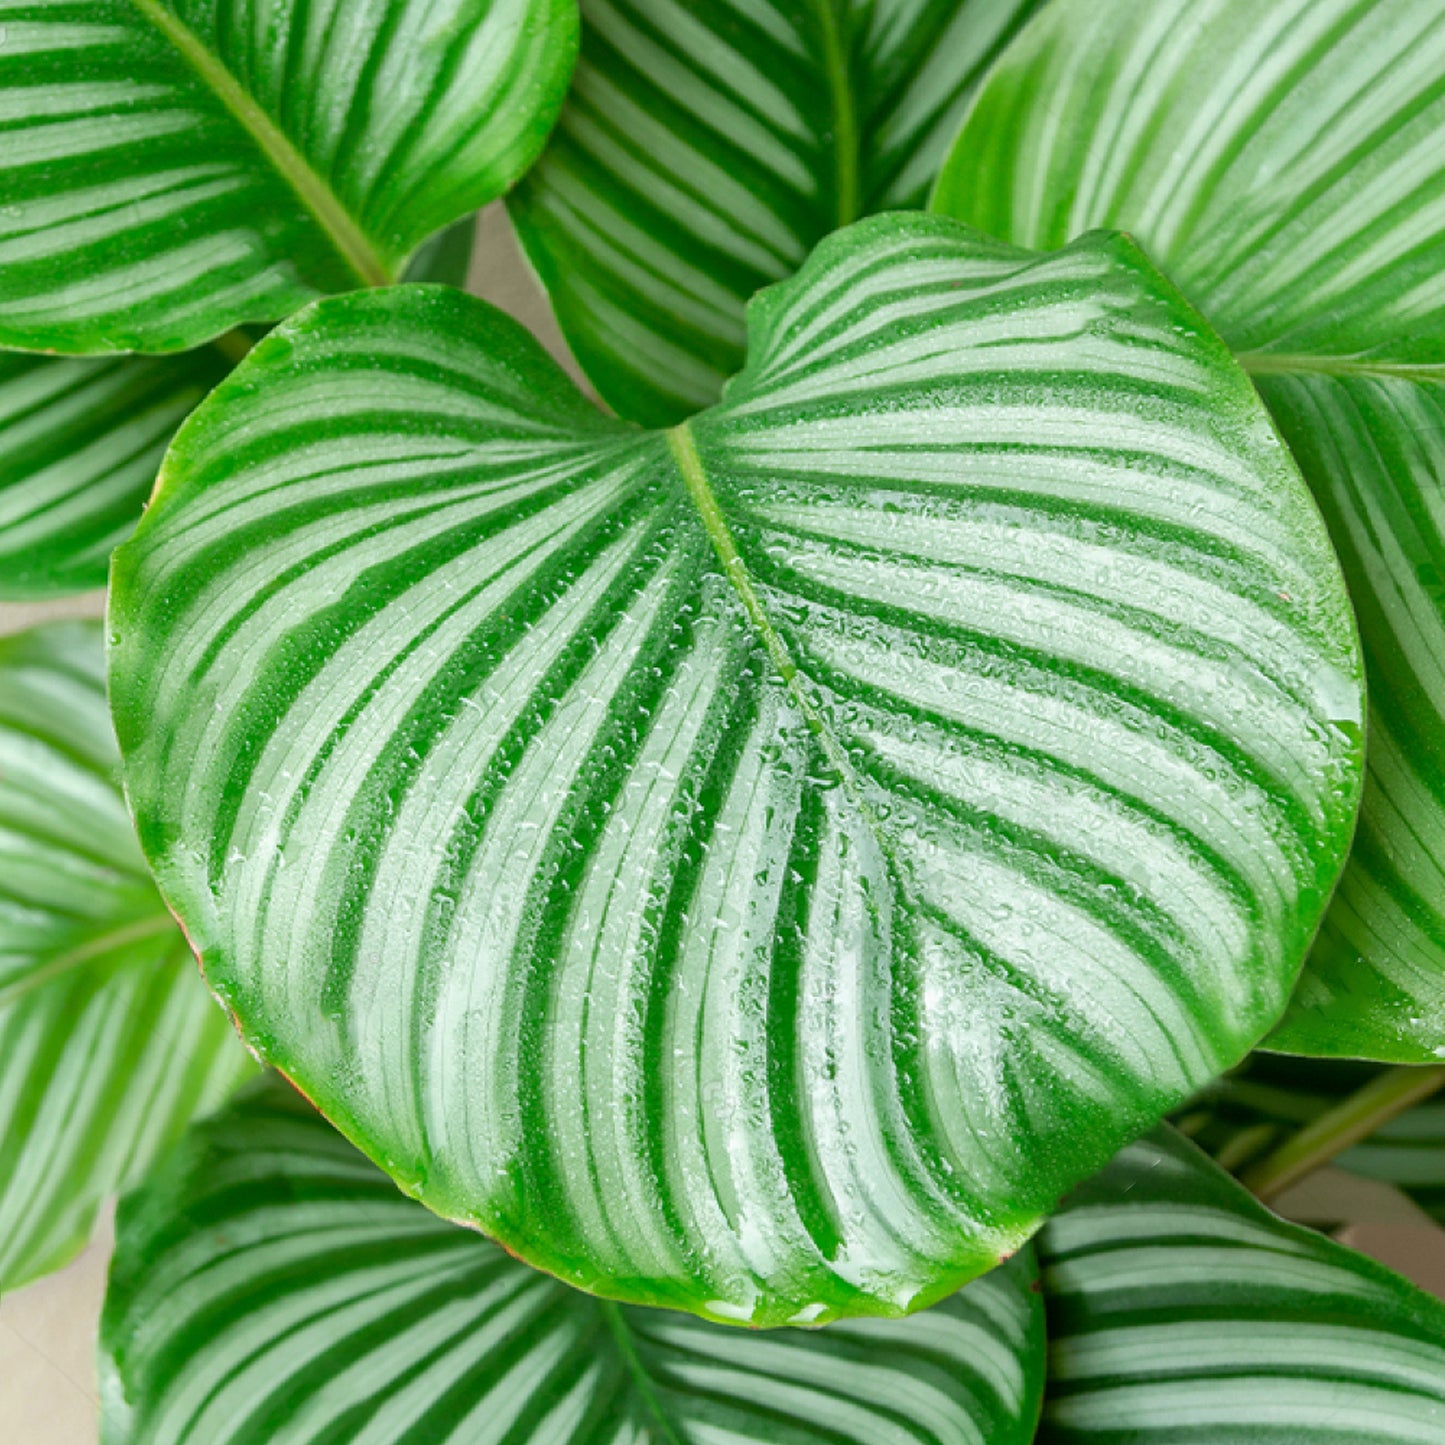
[1038,1126,1445,1442]
[108,216,1363,1324]
[0,621,254,1292]
[0,0,572,352]
[932,0,1445,1062]
[0,347,230,598]
[1179,1053,1445,1221]
[509,0,1042,424]
[0,213,477,598]
[100,1078,1045,1445]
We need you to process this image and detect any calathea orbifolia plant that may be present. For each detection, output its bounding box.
[6,0,1445,1441]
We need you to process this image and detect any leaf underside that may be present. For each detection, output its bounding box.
[99,1079,1045,1445]
[509,0,1043,424]
[108,214,1362,1324]
[1038,1126,1445,1443]
[934,0,1445,1061]
[0,0,572,352]
[0,621,254,1292]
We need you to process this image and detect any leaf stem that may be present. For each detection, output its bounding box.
[813,0,859,225]
[1242,1064,1445,1202]
[599,1302,684,1445]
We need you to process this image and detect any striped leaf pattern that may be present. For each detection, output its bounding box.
[933,0,1445,1062]
[509,0,1041,424]
[1038,1126,1445,1443]
[1259,376,1445,1057]
[0,213,476,599]
[99,1080,1045,1445]
[0,621,254,1292]
[0,0,572,353]
[107,215,1363,1325]
[0,347,228,597]
[932,0,1445,367]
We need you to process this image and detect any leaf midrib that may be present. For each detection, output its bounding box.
[1238,352,1445,383]
[812,0,860,227]
[600,1302,685,1445]
[125,0,390,290]
[666,421,898,865]
[0,912,178,1010]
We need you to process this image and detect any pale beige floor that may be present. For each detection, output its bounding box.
[5,209,1445,1443]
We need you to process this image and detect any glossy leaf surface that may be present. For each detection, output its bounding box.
[100,1080,1044,1445]
[109,215,1363,1324]
[510,0,1041,424]
[0,621,254,1292]
[934,0,1445,1061]
[1038,1126,1445,1442]
[0,0,572,353]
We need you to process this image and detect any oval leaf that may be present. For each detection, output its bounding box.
[0,621,254,1292]
[933,0,1445,1062]
[1039,1125,1445,1443]
[0,1,572,352]
[1257,375,1445,1058]
[100,1079,1044,1445]
[509,0,1042,424]
[108,215,1363,1324]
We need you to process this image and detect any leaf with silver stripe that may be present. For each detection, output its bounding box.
[0,621,255,1292]
[933,0,1445,1062]
[0,347,229,597]
[100,1079,1044,1445]
[0,0,570,352]
[108,214,1363,1325]
[509,0,1042,425]
[0,214,475,599]
[1038,1126,1445,1443]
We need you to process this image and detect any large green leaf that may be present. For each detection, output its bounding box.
[933,0,1445,1062]
[0,621,255,1292]
[509,0,1041,425]
[0,1,572,353]
[0,214,477,600]
[1037,1126,1445,1442]
[108,214,1363,1325]
[99,1079,1045,1445]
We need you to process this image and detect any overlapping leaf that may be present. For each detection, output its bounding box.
[1180,1053,1445,1218]
[99,1079,1045,1445]
[933,0,1445,1061]
[1037,1126,1445,1442]
[509,0,1041,424]
[108,214,1363,1324]
[0,0,572,353]
[0,214,476,598]
[0,621,254,1292]
[0,348,230,597]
